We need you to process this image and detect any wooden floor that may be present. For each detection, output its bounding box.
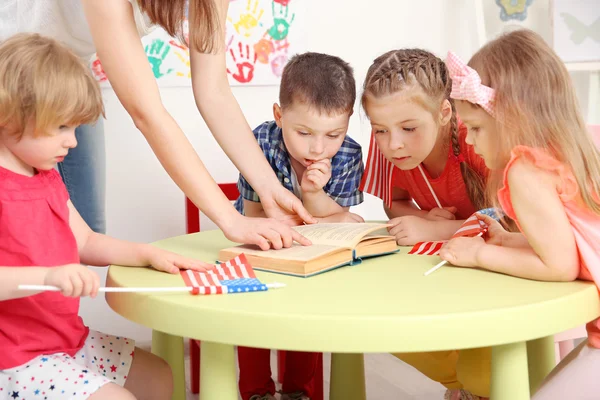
[183,349,446,400]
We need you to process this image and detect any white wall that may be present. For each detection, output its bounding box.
[80,0,599,345]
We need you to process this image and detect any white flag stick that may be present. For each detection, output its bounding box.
[424,260,447,276]
[417,164,443,209]
[18,283,286,293]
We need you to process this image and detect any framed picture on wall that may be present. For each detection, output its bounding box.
[552,0,600,64]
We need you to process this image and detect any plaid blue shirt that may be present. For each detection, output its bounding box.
[235,120,364,215]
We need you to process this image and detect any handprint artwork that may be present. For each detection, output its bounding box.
[227,42,258,83]
[89,0,304,86]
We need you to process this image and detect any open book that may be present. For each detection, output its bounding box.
[218,223,398,277]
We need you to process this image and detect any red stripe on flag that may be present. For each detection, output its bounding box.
[180,253,259,295]
[181,270,195,287]
[236,254,256,278]
[360,134,396,208]
[426,242,444,255]
[452,215,485,238]
[409,241,446,255]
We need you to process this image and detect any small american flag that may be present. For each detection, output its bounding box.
[409,209,500,255]
[359,134,396,208]
[180,254,267,295]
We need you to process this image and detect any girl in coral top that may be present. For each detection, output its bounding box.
[0,34,213,400]
[360,49,492,400]
[441,29,600,399]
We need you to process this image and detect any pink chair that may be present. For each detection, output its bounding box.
[185,185,324,399]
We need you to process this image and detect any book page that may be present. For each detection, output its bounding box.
[292,223,389,248]
[364,227,392,237]
[222,243,340,261]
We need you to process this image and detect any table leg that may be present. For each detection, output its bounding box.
[491,342,529,400]
[527,336,556,395]
[329,353,366,400]
[200,341,237,400]
[151,330,186,400]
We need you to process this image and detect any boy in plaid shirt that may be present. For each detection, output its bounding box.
[235,52,364,226]
[234,52,364,400]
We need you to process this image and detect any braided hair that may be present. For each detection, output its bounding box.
[362,49,486,210]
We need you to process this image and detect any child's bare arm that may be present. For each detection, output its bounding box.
[441,161,579,281]
[300,159,346,217]
[243,200,268,218]
[503,232,532,248]
[385,187,428,218]
[68,201,212,273]
[246,198,361,223]
[315,208,364,223]
[302,190,345,217]
[0,264,100,301]
[385,187,466,244]
[0,267,50,301]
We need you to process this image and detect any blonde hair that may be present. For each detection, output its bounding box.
[362,49,486,210]
[468,29,600,214]
[136,0,220,53]
[0,33,103,138]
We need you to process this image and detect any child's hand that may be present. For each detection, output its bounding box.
[439,236,485,267]
[145,247,215,274]
[388,216,437,246]
[316,212,364,223]
[301,159,332,193]
[424,207,457,221]
[44,264,101,298]
[477,213,507,246]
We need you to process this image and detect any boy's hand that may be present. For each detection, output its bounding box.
[424,207,457,221]
[301,159,332,193]
[144,247,216,274]
[222,214,311,250]
[388,216,439,246]
[439,236,485,267]
[44,264,101,298]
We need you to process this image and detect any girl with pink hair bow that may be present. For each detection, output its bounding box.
[441,29,600,399]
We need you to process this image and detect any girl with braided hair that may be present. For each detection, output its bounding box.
[360,49,489,247]
[360,49,491,400]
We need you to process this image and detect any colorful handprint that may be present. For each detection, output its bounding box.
[227,41,258,83]
[91,58,107,82]
[145,39,174,79]
[173,50,192,78]
[229,0,265,38]
[268,2,295,41]
[269,38,289,77]
[254,35,275,64]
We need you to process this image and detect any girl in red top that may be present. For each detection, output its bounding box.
[360,49,488,247]
[0,33,212,400]
[360,49,491,400]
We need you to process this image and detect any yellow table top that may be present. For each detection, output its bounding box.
[106,230,600,353]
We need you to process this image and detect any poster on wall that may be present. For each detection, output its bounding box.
[552,0,600,63]
[91,0,306,87]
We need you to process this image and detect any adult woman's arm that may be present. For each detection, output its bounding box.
[82,0,309,249]
[188,0,315,226]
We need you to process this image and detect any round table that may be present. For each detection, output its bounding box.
[106,230,600,400]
